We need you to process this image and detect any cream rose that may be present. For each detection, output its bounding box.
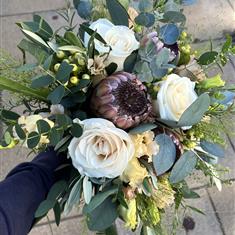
[84,19,139,71]
[68,118,134,178]
[17,114,54,146]
[154,74,198,128]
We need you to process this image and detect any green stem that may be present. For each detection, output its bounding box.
[0,76,49,102]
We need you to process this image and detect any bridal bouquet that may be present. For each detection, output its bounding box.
[1,0,235,234]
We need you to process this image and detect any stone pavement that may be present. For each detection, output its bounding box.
[0,0,235,234]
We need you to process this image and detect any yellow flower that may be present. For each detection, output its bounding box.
[152,175,175,209]
[130,131,159,162]
[121,131,159,188]
[121,157,148,188]
[119,199,138,230]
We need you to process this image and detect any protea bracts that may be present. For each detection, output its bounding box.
[90,72,152,129]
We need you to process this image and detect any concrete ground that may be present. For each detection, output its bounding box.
[0,0,235,234]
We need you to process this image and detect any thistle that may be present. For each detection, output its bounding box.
[90,72,152,129]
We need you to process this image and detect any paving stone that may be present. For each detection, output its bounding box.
[181,188,223,235]
[184,0,235,41]
[207,185,235,235]
[50,216,94,235]
[29,224,52,235]
[0,0,66,16]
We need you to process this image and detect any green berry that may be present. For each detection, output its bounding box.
[54,63,61,72]
[82,74,90,80]
[70,76,79,85]
[56,51,65,59]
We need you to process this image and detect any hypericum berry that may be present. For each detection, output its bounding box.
[54,63,61,72]
[56,51,65,59]
[70,76,79,85]
[71,64,79,73]
[82,74,90,80]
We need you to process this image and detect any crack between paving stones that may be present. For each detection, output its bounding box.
[206,188,227,235]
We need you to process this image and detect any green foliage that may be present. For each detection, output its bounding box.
[83,186,118,214]
[200,140,225,158]
[35,180,67,218]
[27,131,40,148]
[70,123,83,138]
[17,15,53,41]
[73,0,92,20]
[153,134,176,176]
[169,151,197,183]
[129,123,157,134]
[56,61,73,83]
[64,177,83,215]
[106,0,129,26]
[86,196,118,231]
[47,86,65,104]
[198,51,218,65]
[139,0,154,12]
[159,24,180,45]
[135,13,155,27]
[31,75,54,88]
[83,176,93,204]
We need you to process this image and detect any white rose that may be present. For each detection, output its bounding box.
[17,114,54,145]
[84,19,139,72]
[154,74,198,129]
[68,118,134,178]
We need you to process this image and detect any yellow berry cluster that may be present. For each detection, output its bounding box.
[53,50,90,86]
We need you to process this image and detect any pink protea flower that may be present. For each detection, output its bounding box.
[90,72,153,129]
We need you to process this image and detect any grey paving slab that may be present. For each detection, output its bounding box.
[184,0,235,41]
[29,224,52,235]
[207,185,235,235]
[183,188,223,235]
[50,216,94,235]
[0,0,66,16]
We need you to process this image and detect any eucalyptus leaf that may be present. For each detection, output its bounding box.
[124,51,138,72]
[1,109,20,121]
[36,119,51,134]
[18,39,49,64]
[56,61,73,83]
[135,13,155,27]
[106,0,129,26]
[86,197,118,231]
[31,75,54,88]
[35,199,55,218]
[49,127,63,146]
[153,134,176,175]
[178,93,210,127]
[15,124,26,139]
[138,0,153,12]
[163,11,186,23]
[200,140,225,158]
[70,123,83,138]
[47,180,67,201]
[129,123,157,134]
[83,186,118,214]
[47,86,65,104]
[27,131,40,148]
[73,0,92,20]
[169,151,197,183]
[64,177,83,215]
[160,24,180,45]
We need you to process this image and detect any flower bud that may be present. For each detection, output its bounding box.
[199,74,225,90]
[82,74,90,80]
[54,63,60,72]
[70,76,79,85]
[56,51,65,59]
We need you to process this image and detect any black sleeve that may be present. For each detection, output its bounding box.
[0,149,66,235]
